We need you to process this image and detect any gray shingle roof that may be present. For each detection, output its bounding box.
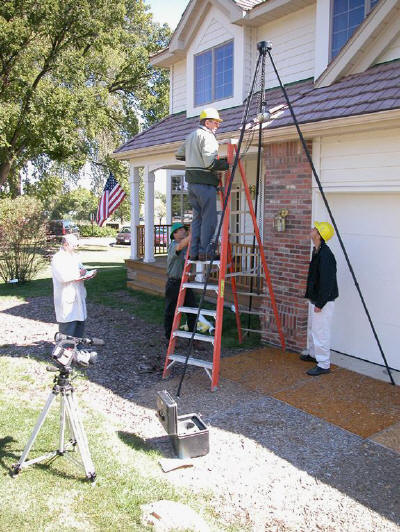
[270,60,400,129]
[114,60,400,155]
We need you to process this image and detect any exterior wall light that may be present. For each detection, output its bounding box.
[274,209,289,232]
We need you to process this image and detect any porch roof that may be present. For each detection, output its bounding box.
[115,60,400,156]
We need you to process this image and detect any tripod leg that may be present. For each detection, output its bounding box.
[12,391,58,474]
[59,393,66,454]
[64,391,96,480]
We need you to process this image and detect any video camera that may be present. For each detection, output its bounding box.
[51,333,104,369]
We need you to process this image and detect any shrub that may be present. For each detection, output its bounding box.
[0,197,48,283]
[78,224,117,237]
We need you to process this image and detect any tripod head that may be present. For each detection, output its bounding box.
[257,40,272,56]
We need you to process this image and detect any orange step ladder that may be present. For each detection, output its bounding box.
[162,142,285,391]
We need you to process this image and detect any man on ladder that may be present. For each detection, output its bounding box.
[175,107,229,261]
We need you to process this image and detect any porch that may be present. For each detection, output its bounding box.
[125,241,265,309]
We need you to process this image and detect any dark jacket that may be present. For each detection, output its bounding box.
[305,241,338,309]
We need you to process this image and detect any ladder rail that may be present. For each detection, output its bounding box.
[235,144,286,351]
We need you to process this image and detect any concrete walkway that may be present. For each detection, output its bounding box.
[220,347,400,451]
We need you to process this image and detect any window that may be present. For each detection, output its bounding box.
[331,0,380,59]
[171,174,192,223]
[194,41,233,106]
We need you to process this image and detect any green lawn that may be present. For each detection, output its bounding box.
[0,243,256,530]
[0,357,239,531]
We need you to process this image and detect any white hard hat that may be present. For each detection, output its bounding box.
[62,234,79,248]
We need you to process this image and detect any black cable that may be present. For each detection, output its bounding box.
[176,50,264,397]
[267,49,395,386]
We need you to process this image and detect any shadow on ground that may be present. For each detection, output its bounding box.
[1,296,400,526]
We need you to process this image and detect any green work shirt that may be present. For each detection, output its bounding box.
[167,240,187,279]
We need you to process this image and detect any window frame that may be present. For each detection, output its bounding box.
[171,173,191,224]
[194,39,234,107]
[330,0,380,60]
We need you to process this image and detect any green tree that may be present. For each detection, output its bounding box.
[51,187,99,221]
[0,196,47,283]
[24,173,64,214]
[0,0,171,189]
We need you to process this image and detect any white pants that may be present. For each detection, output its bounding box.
[307,301,335,369]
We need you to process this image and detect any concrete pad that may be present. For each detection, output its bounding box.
[221,347,400,439]
[369,421,400,454]
[221,347,312,394]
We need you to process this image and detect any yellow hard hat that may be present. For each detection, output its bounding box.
[314,221,334,242]
[199,107,222,122]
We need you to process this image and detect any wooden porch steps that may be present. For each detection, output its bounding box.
[125,258,166,296]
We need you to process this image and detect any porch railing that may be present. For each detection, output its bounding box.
[136,227,264,292]
[136,224,171,257]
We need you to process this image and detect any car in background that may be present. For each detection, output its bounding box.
[47,220,79,242]
[154,226,168,247]
[116,226,131,245]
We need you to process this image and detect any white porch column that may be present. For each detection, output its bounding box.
[166,170,172,225]
[144,166,155,263]
[129,164,141,260]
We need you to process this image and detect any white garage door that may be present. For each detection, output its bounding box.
[314,193,400,371]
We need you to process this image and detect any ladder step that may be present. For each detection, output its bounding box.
[241,328,263,334]
[229,232,259,236]
[225,272,259,278]
[239,309,263,315]
[236,291,264,297]
[168,354,213,370]
[178,306,217,318]
[188,259,220,265]
[173,331,214,344]
[183,282,219,292]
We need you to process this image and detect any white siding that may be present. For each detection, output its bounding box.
[256,5,316,88]
[243,26,254,101]
[317,129,400,191]
[171,60,186,114]
[197,16,233,50]
[375,31,400,64]
[312,129,400,370]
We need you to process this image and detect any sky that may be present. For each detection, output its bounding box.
[146,0,190,29]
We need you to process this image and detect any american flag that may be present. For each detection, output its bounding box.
[96,173,126,227]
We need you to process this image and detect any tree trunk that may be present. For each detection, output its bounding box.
[0,160,12,189]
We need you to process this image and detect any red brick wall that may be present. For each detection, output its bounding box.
[261,140,312,352]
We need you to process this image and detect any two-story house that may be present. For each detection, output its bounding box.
[113,0,400,374]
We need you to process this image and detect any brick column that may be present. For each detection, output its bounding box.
[261,140,312,352]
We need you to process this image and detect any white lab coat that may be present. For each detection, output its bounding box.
[51,248,87,323]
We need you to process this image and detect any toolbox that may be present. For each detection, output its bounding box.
[156,390,209,459]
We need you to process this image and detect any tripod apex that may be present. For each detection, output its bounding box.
[257,41,272,54]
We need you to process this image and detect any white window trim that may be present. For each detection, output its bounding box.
[186,6,245,118]
[193,39,234,107]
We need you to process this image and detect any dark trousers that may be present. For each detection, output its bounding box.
[58,321,85,338]
[164,278,197,340]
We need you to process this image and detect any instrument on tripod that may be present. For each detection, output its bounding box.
[11,334,103,482]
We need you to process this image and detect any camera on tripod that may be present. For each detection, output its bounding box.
[51,332,104,368]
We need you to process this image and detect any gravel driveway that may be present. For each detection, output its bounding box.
[1,295,399,532]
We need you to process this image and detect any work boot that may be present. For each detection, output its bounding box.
[306,365,330,376]
[300,354,316,362]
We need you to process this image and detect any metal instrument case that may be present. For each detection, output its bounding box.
[156,390,209,459]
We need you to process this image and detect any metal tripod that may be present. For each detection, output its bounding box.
[12,367,96,482]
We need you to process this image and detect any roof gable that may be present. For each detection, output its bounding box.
[316,0,400,88]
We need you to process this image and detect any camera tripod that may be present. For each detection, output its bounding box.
[12,366,96,482]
